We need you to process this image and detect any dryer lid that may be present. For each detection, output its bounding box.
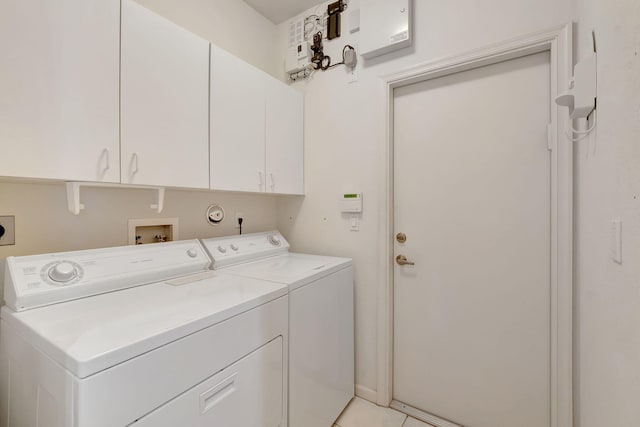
[1,272,287,378]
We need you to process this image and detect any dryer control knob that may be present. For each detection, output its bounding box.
[217,245,227,253]
[187,249,198,258]
[48,262,77,283]
[230,244,239,251]
[268,235,281,246]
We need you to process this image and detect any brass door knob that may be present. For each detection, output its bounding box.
[396,232,407,243]
[396,255,415,266]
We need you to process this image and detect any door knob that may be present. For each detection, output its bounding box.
[396,232,407,243]
[396,255,415,266]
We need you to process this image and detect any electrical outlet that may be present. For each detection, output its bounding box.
[235,212,245,228]
[0,216,16,246]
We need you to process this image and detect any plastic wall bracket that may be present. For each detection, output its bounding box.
[66,182,165,215]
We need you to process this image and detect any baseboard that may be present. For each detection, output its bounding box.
[355,384,377,403]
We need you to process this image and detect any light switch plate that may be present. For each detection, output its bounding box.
[0,216,16,246]
[350,215,360,231]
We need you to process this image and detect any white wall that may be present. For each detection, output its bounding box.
[573,1,640,425]
[276,0,576,400]
[0,182,278,294]
[135,0,280,77]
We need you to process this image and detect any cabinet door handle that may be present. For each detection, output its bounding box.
[269,173,275,190]
[131,153,139,176]
[258,171,264,189]
[102,148,110,171]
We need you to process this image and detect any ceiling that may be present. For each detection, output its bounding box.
[243,0,323,24]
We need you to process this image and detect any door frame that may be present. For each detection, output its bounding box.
[376,24,573,427]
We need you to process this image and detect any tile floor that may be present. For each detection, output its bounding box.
[334,397,436,427]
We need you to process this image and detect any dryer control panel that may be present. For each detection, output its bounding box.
[202,231,290,269]
[4,240,211,312]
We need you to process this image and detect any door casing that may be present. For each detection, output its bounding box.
[375,24,573,427]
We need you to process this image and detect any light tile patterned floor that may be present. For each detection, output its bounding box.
[334,397,435,427]
[403,417,436,427]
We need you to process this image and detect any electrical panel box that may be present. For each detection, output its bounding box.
[286,42,310,74]
[286,17,311,74]
[360,0,412,59]
[288,18,304,48]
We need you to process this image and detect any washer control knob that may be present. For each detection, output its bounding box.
[268,235,281,246]
[48,262,77,283]
[217,245,227,253]
[187,248,198,258]
[230,244,239,251]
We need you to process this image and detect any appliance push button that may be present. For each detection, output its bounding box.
[187,249,198,258]
[268,235,281,246]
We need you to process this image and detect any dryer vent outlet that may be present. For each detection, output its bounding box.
[206,205,225,225]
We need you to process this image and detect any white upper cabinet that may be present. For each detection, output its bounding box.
[0,0,120,182]
[265,79,304,195]
[210,47,266,193]
[121,0,210,189]
[0,0,302,194]
[210,48,304,195]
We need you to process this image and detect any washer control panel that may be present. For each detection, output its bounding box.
[4,240,211,312]
[42,260,84,285]
[202,231,290,269]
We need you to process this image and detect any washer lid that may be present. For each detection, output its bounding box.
[1,272,287,379]
[220,253,352,290]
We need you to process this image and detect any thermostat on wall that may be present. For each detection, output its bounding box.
[340,193,363,213]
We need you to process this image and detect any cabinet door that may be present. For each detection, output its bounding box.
[0,0,120,182]
[121,0,209,189]
[210,47,266,192]
[265,79,304,195]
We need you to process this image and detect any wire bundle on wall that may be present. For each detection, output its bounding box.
[288,0,355,81]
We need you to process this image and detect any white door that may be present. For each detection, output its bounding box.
[265,79,304,195]
[0,0,120,182]
[393,52,551,427]
[210,47,266,192]
[121,0,209,189]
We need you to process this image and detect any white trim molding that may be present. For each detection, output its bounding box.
[376,24,573,427]
[355,384,378,403]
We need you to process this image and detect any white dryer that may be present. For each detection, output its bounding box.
[1,240,289,427]
[201,231,354,427]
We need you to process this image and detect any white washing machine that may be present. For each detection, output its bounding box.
[0,240,289,427]
[201,231,354,427]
